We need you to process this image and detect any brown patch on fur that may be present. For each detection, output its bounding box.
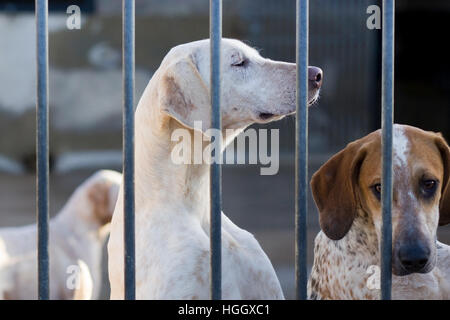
[88,182,113,226]
[193,250,208,287]
[311,132,378,240]
[3,291,12,300]
[162,76,195,120]
[435,134,450,225]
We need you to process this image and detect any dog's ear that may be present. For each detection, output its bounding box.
[159,54,211,133]
[87,177,120,226]
[435,134,450,226]
[311,138,368,240]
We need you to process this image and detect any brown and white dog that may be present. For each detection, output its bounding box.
[308,124,450,299]
[0,170,121,300]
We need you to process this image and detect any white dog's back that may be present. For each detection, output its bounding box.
[0,170,121,300]
[108,202,283,299]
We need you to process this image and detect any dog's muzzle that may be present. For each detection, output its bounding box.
[396,241,431,275]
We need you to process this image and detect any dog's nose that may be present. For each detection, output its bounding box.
[398,243,430,273]
[308,66,323,89]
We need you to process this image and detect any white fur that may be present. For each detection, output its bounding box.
[0,170,121,300]
[393,124,410,167]
[108,39,322,299]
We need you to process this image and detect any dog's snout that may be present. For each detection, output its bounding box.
[398,242,430,273]
[308,66,323,89]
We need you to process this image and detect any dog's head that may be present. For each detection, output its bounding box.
[311,124,450,276]
[69,170,121,229]
[156,38,322,133]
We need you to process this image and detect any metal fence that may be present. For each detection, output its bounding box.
[34,0,394,300]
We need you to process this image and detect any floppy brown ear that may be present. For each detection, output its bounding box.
[311,139,368,240]
[159,54,211,133]
[435,134,450,226]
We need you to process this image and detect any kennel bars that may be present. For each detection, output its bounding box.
[123,0,136,300]
[210,0,223,300]
[381,0,394,300]
[36,0,49,301]
[34,0,394,300]
[295,0,309,300]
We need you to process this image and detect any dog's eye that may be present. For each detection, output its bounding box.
[421,179,437,198]
[231,59,248,67]
[423,180,436,189]
[371,183,381,200]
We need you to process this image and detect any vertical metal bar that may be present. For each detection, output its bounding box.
[381,0,394,301]
[295,0,308,300]
[210,0,222,300]
[36,0,49,300]
[123,0,135,300]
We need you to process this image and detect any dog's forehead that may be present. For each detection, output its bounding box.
[360,125,442,178]
[402,125,445,174]
[392,125,444,172]
[167,39,261,64]
[393,124,411,168]
[222,39,260,55]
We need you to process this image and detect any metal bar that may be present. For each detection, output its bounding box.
[295,0,309,300]
[36,0,49,300]
[123,0,135,300]
[381,0,394,301]
[210,0,222,301]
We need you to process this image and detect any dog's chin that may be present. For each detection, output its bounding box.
[253,93,320,124]
[392,265,413,277]
[308,90,321,107]
[392,259,435,277]
[308,95,319,107]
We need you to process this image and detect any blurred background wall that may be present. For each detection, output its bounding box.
[0,0,449,299]
[0,0,383,168]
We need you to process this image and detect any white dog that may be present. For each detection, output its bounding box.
[0,170,121,300]
[108,39,322,299]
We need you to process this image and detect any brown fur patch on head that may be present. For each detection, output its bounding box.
[162,76,192,120]
[88,181,114,226]
[394,127,450,227]
[158,57,211,133]
[435,133,450,225]
[311,132,378,240]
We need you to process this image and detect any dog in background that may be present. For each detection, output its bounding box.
[0,170,121,300]
[309,124,450,299]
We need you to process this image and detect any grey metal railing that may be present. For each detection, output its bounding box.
[122,0,136,301]
[295,0,309,301]
[32,0,394,301]
[36,0,49,301]
[210,0,223,301]
[381,0,394,300]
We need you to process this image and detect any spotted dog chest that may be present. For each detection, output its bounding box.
[308,230,380,300]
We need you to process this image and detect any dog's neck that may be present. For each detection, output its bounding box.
[134,90,242,225]
[310,208,381,299]
[325,209,380,266]
[346,208,380,258]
